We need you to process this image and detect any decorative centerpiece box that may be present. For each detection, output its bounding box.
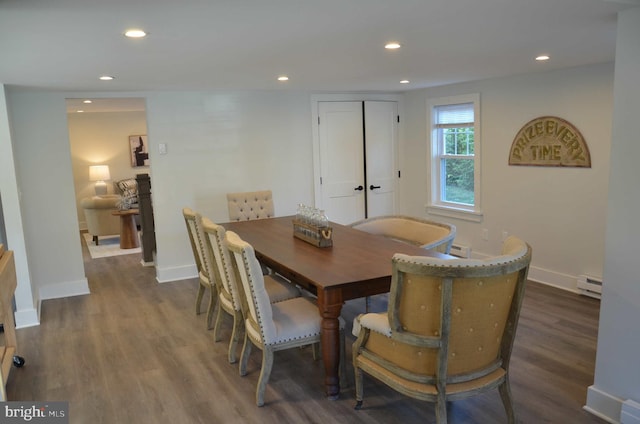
[292,219,333,248]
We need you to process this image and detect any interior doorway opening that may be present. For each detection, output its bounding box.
[66,97,152,265]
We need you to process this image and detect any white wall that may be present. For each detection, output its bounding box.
[145,91,316,281]
[402,63,614,291]
[586,7,640,423]
[6,89,320,294]
[67,110,148,228]
[0,86,38,328]
[5,90,89,308]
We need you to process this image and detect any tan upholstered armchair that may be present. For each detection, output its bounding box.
[226,190,274,221]
[81,195,121,245]
[352,236,532,423]
[350,215,457,312]
[349,215,456,254]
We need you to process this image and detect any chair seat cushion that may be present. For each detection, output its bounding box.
[264,274,301,303]
[246,296,345,347]
[245,297,320,346]
[271,297,322,344]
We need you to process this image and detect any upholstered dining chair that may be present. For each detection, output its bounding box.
[225,230,346,406]
[182,208,216,329]
[226,190,276,275]
[226,190,274,222]
[349,215,456,254]
[352,236,532,423]
[350,215,457,312]
[199,217,301,364]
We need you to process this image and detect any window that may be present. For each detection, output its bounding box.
[428,94,482,221]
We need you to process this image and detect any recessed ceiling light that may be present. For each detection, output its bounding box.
[99,75,114,81]
[536,55,550,61]
[83,100,92,104]
[277,76,289,81]
[385,42,401,50]
[400,80,410,84]
[125,29,147,38]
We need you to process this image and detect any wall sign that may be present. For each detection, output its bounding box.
[508,116,591,167]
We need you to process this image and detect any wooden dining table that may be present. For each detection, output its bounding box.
[222,215,450,399]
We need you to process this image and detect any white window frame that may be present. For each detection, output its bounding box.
[427,93,483,222]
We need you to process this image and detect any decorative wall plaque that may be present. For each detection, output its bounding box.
[508,116,591,167]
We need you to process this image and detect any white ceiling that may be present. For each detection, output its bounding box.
[1,0,637,111]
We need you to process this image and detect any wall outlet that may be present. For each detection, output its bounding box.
[482,228,489,241]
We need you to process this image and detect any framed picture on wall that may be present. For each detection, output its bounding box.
[129,135,149,167]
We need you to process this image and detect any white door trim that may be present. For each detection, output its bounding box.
[310,93,404,210]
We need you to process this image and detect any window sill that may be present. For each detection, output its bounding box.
[426,204,483,222]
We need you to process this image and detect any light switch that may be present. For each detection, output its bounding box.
[159,143,167,155]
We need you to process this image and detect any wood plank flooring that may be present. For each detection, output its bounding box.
[6,235,605,423]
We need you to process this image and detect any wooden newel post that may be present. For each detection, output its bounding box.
[136,173,156,264]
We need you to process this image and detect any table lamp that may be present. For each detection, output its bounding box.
[89,165,111,196]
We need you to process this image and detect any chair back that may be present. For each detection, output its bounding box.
[224,231,275,344]
[182,208,202,269]
[387,236,530,381]
[182,208,209,281]
[350,215,456,254]
[226,190,274,221]
[201,217,241,312]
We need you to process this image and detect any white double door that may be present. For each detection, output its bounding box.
[316,100,398,225]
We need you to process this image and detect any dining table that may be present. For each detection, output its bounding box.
[221,215,451,400]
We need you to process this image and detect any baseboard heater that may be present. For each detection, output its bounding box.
[449,244,471,259]
[577,274,602,299]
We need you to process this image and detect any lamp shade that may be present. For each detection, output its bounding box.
[89,165,110,182]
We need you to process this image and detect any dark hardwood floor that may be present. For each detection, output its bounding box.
[6,236,605,423]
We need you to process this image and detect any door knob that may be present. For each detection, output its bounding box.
[369,185,381,190]
[354,185,364,191]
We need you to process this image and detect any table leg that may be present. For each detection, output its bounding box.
[119,214,140,249]
[318,288,344,400]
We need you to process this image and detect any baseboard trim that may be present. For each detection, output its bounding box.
[14,307,40,329]
[527,266,581,293]
[155,264,197,284]
[471,251,581,294]
[39,278,90,301]
[585,385,623,423]
[140,260,155,268]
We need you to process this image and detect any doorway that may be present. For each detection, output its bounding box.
[66,97,150,261]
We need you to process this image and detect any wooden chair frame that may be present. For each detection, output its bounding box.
[182,208,217,329]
